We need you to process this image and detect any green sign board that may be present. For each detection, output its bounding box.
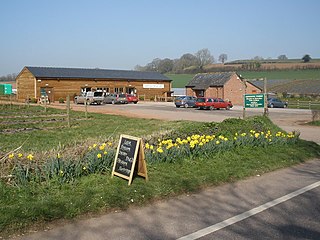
[244,94,265,108]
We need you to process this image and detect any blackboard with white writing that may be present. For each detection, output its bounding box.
[112,135,140,181]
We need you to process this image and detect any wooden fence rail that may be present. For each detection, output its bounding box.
[288,100,320,110]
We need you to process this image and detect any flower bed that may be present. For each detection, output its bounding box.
[4,130,298,186]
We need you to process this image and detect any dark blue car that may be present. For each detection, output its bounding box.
[174,96,197,108]
[267,98,288,108]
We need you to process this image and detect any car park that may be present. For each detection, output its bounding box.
[174,96,197,108]
[125,94,138,104]
[267,98,288,108]
[104,93,128,104]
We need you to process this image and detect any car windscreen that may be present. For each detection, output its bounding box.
[94,92,103,97]
[196,98,206,102]
[119,94,126,98]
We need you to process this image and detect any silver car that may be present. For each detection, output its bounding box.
[104,93,128,104]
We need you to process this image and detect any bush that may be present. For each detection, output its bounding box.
[58,98,65,103]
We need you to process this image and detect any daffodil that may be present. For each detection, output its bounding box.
[157,147,163,153]
[104,151,108,155]
[8,153,14,159]
[97,153,102,158]
[18,153,23,158]
[27,154,34,161]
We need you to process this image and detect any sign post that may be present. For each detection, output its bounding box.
[243,94,265,118]
[244,94,265,108]
[112,135,148,185]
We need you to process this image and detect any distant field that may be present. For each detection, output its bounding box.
[239,70,320,80]
[165,74,194,88]
[166,69,320,88]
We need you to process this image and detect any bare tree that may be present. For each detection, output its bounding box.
[218,53,228,64]
[195,48,214,69]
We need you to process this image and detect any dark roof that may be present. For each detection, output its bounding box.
[186,72,236,90]
[25,66,171,81]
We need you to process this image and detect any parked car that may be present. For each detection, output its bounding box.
[125,94,138,104]
[196,97,232,110]
[267,98,288,108]
[74,91,105,105]
[174,96,197,108]
[195,97,215,110]
[212,98,233,110]
[104,93,128,104]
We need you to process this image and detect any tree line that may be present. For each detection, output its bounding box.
[135,51,315,74]
[134,48,228,74]
[0,73,17,82]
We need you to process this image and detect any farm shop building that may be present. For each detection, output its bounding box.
[16,66,172,102]
[186,72,262,105]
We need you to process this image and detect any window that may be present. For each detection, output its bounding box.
[115,87,124,93]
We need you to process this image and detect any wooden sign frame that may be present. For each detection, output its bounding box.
[112,134,148,185]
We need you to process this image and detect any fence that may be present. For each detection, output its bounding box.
[288,100,320,110]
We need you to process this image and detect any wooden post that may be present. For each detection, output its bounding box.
[44,96,47,112]
[9,94,12,109]
[67,95,71,127]
[85,100,88,119]
[263,77,268,116]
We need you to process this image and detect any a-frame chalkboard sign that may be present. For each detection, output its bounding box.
[111,134,148,185]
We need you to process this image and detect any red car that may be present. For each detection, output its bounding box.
[195,97,215,110]
[125,94,138,104]
[212,98,233,110]
[196,97,232,110]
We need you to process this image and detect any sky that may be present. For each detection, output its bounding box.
[1,0,320,76]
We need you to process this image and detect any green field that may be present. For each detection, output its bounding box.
[166,69,320,88]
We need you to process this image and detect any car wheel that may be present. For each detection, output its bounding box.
[112,100,115,105]
[284,104,287,108]
[270,103,274,108]
[209,106,214,110]
[134,102,138,104]
[176,105,180,108]
[226,105,230,110]
[184,103,189,108]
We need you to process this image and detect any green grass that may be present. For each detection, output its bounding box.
[1,105,320,237]
[308,120,320,126]
[0,104,181,153]
[165,74,194,88]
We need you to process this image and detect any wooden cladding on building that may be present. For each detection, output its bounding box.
[16,67,172,102]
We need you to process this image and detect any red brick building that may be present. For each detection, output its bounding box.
[185,72,262,105]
